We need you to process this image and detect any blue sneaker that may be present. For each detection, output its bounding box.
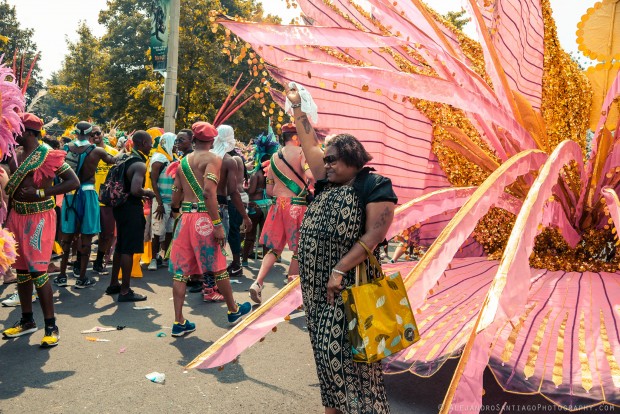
[227,302,252,325]
[171,319,196,337]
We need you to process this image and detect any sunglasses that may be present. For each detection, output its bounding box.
[323,155,339,165]
[90,131,102,136]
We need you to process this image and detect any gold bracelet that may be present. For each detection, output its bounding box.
[37,189,46,199]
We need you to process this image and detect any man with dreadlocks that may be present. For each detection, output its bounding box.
[241,126,280,267]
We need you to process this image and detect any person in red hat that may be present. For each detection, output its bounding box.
[249,123,314,305]
[169,121,251,336]
[2,113,80,347]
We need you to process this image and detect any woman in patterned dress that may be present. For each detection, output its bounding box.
[287,87,398,413]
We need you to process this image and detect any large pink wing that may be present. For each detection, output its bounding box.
[476,0,545,110]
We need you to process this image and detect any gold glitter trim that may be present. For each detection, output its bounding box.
[523,309,552,380]
[579,310,594,392]
[501,304,536,363]
[599,309,620,388]
[552,311,569,387]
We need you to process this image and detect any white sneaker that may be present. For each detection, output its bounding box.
[2,292,37,307]
[147,259,158,271]
[249,282,263,304]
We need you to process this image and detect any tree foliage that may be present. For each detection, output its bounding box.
[47,23,109,129]
[443,9,470,31]
[41,0,281,141]
[0,0,42,104]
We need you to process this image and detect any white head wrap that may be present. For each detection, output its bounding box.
[211,125,236,157]
[150,132,176,167]
[285,82,318,124]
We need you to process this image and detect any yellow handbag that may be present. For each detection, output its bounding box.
[341,240,419,363]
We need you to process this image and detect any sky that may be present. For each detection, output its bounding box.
[6,0,598,80]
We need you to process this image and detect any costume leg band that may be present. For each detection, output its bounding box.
[33,273,49,289]
[267,249,280,260]
[215,270,229,281]
[173,273,189,283]
[17,272,32,284]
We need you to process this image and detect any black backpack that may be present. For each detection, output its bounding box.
[99,154,137,207]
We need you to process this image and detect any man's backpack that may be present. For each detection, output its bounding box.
[99,154,135,207]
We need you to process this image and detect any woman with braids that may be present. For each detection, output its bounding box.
[288,84,398,413]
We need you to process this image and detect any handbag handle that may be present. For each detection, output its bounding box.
[354,240,385,286]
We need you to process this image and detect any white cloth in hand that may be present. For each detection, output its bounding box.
[285,82,318,124]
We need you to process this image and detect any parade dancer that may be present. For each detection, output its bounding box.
[169,122,251,336]
[249,124,313,304]
[2,113,79,347]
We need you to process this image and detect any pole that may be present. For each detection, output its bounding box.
[163,0,180,133]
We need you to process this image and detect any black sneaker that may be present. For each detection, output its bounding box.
[53,275,68,287]
[156,256,163,268]
[118,289,147,302]
[93,262,109,275]
[228,265,243,277]
[74,277,97,289]
[105,285,121,295]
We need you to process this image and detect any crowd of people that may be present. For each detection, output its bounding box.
[0,88,424,413]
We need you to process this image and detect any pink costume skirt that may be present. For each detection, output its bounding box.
[260,197,306,254]
[7,208,56,273]
[170,212,226,276]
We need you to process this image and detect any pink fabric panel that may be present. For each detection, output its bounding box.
[586,70,620,184]
[277,58,536,149]
[387,187,523,241]
[540,200,581,248]
[489,270,620,408]
[294,0,409,72]
[404,150,548,308]
[267,72,450,202]
[188,280,303,369]
[453,141,586,413]
[477,0,544,110]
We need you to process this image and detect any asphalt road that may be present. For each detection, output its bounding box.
[0,253,617,413]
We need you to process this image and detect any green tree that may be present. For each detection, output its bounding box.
[47,23,109,128]
[0,0,42,104]
[443,9,470,31]
[98,0,154,126]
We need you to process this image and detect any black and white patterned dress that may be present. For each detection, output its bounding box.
[298,169,397,413]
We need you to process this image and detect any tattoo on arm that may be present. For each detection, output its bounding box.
[297,114,313,134]
[372,207,391,230]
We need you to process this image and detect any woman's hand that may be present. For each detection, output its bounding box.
[286,85,302,105]
[327,271,344,306]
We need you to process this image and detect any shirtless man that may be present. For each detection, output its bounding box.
[212,125,252,277]
[226,145,249,274]
[54,122,119,288]
[169,122,251,336]
[249,124,313,304]
[2,113,79,347]
[92,126,120,274]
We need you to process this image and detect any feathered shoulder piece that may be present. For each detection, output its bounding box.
[0,60,25,159]
[33,149,66,186]
[166,160,180,179]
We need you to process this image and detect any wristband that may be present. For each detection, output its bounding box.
[212,218,222,226]
[171,207,180,213]
[37,189,46,199]
[331,269,346,276]
[291,103,302,109]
